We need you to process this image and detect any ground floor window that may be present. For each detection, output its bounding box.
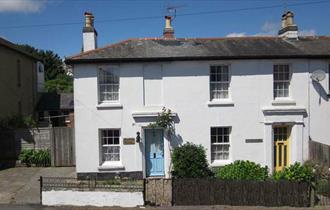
[100,129,120,162]
[211,127,231,161]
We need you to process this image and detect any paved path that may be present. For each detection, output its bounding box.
[0,205,329,210]
[0,167,75,204]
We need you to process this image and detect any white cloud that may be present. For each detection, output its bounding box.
[0,0,47,13]
[299,29,316,36]
[226,32,246,37]
[254,21,280,36]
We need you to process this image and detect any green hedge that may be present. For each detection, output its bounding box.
[215,160,269,181]
[172,142,213,178]
[19,149,51,167]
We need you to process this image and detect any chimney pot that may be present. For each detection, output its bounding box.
[278,11,298,39]
[163,16,175,39]
[82,12,97,52]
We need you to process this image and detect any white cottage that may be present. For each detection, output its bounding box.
[66,11,330,179]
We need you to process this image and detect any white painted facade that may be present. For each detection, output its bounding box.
[42,190,144,207]
[73,59,330,177]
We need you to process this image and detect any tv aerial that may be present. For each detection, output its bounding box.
[165,3,187,20]
[311,70,326,82]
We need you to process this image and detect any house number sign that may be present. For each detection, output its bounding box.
[123,138,135,145]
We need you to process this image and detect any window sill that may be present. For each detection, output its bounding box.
[210,160,233,167]
[207,100,234,107]
[97,102,123,109]
[271,98,296,106]
[98,162,125,171]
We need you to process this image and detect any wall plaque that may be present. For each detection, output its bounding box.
[123,138,135,145]
[245,139,263,143]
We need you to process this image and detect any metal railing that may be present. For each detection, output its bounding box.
[40,176,144,192]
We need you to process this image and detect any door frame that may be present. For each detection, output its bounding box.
[144,128,165,177]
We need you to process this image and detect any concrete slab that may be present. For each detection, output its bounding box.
[0,167,75,204]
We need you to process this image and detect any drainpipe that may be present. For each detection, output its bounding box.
[307,59,311,160]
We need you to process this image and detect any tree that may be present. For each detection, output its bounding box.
[19,44,64,80]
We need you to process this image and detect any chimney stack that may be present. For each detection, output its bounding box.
[163,16,175,39]
[82,12,97,52]
[278,11,298,39]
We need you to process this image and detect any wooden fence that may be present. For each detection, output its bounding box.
[50,127,75,167]
[172,179,311,207]
[0,127,75,168]
[309,140,330,167]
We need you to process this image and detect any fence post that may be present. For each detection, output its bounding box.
[39,176,43,204]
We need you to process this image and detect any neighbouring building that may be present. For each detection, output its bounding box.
[0,37,44,118]
[66,11,330,179]
[37,93,74,127]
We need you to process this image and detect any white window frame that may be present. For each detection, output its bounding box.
[210,126,231,162]
[99,128,121,164]
[209,65,231,100]
[273,64,291,99]
[97,65,120,103]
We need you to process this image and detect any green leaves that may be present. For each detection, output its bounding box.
[19,149,51,167]
[172,142,213,178]
[148,107,174,134]
[272,162,315,183]
[215,160,269,181]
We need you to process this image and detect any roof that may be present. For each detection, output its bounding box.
[0,37,41,61]
[65,36,330,64]
[37,93,73,111]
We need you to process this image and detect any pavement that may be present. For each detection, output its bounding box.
[0,167,75,204]
[0,205,329,210]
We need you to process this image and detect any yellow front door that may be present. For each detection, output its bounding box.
[274,126,290,172]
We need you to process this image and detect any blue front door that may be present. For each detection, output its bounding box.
[145,129,164,177]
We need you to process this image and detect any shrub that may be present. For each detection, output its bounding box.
[272,162,315,183]
[19,149,51,167]
[215,160,269,181]
[171,142,213,178]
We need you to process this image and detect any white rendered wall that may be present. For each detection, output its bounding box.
[42,190,144,207]
[83,32,97,52]
[73,59,330,176]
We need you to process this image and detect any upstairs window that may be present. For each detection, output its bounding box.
[210,65,230,100]
[100,129,120,162]
[273,64,291,98]
[98,67,119,102]
[211,127,231,161]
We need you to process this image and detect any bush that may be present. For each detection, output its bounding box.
[19,149,51,167]
[215,160,269,181]
[172,142,213,178]
[272,162,315,183]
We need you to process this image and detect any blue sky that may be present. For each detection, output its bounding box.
[0,0,329,58]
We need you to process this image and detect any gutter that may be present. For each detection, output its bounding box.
[65,55,330,65]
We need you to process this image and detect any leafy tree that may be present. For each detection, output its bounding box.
[17,44,72,93]
[45,74,73,93]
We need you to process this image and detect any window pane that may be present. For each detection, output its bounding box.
[101,129,120,162]
[99,69,119,102]
[211,127,231,161]
[273,65,290,98]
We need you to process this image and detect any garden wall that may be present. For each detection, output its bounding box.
[172,179,311,207]
[42,190,143,207]
[41,176,144,207]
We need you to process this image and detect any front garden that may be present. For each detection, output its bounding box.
[167,142,328,207]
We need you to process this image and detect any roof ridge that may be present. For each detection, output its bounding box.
[67,39,132,59]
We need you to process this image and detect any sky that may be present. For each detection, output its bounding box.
[0,0,329,59]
